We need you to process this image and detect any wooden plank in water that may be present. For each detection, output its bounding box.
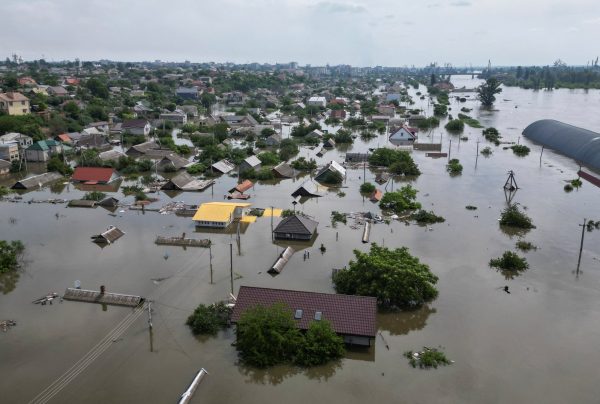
[155,236,211,247]
[63,288,143,307]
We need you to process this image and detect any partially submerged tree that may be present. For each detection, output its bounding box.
[0,240,25,274]
[333,243,438,308]
[379,185,421,213]
[500,204,535,229]
[186,302,231,335]
[477,77,502,107]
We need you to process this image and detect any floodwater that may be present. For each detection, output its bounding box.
[1,76,600,403]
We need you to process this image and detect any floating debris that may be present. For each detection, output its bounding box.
[1,320,16,332]
[403,347,452,369]
[33,292,60,305]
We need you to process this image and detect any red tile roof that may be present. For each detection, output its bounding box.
[233,179,253,193]
[231,286,377,337]
[72,167,116,183]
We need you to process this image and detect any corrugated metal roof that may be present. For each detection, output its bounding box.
[272,162,294,178]
[211,159,235,173]
[231,286,377,337]
[523,119,600,169]
[11,172,63,189]
[192,202,251,222]
[243,155,261,168]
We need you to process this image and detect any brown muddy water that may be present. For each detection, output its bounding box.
[1,76,600,403]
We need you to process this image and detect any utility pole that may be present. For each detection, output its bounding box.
[475,140,480,168]
[270,206,274,241]
[147,300,153,329]
[539,146,544,166]
[577,219,587,276]
[209,242,213,284]
[448,139,452,161]
[229,243,234,295]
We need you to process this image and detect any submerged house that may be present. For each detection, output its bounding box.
[11,172,63,190]
[272,162,294,178]
[291,181,322,198]
[231,286,378,346]
[239,155,261,173]
[161,172,214,191]
[273,215,318,241]
[211,159,236,174]
[314,160,346,184]
[157,153,190,171]
[71,167,119,184]
[229,179,253,194]
[192,202,251,228]
[91,226,125,244]
[389,126,417,144]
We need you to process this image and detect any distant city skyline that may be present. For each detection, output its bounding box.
[2,0,599,67]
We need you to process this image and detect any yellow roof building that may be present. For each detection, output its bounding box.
[192,202,251,227]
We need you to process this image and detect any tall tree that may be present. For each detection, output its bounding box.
[477,77,502,107]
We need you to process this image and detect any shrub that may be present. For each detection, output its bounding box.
[380,185,421,213]
[516,240,537,251]
[570,178,582,188]
[47,156,72,175]
[186,163,206,174]
[480,146,493,156]
[410,210,445,224]
[290,157,317,171]
[235,304,344,368]
[369,148,420,176]
[334,129,353,144]
[0,240,25,274]
[500,204,535,229]
[360,182,376,194]
[564,184,574,192]
[257,151,280,166]
[82,191,106,201]
[134,191,148,201]
[446,159,463,175]
[483,127,501,145]
[186,302,231,335]
[511,145,530,156]
[489,251,529,272]
[404,347,451,369]
[433,104,447,116]
[333,243,438,308]
[256,167,274,180]
[331,211,347,226]
[445,119,464,132]
[295,320,345,366]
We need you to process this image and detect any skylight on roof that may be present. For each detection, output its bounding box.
[314,311,322,321]
[294,309,303,319]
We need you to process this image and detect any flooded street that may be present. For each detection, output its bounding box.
[1,77,600,403]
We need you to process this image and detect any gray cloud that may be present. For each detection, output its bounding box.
[315,1,367,14]
[450,1,472,6]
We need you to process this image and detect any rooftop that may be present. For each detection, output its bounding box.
[192,202,251,223]
[231,286,377,338]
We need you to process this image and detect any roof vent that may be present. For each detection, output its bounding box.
[314,311,322,321]
[294,309,303,319]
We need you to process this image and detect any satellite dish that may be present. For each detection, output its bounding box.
[74,280,81,289]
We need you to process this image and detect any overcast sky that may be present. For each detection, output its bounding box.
[2,0,598,67]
